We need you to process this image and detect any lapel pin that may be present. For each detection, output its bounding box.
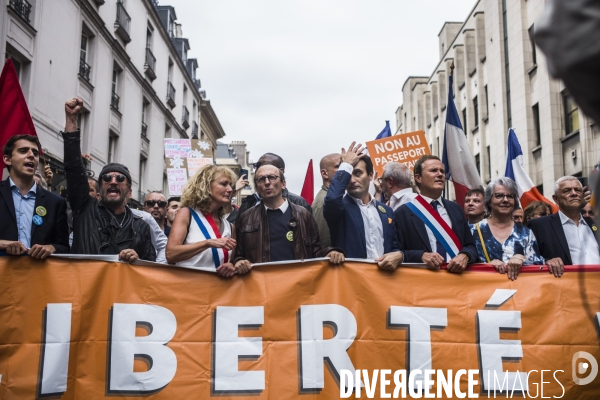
[36,206,47,217]
[377,205,386,214]
[33,215,43,226]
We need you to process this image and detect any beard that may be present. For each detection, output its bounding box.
[100,185,128,208]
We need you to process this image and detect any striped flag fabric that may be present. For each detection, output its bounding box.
[505,128,558,212]
[441,74,482,207]
[375,120,392,139]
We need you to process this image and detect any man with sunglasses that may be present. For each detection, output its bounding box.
[233,164,344,272]
[143,192,170,236]
[61,98,156,262]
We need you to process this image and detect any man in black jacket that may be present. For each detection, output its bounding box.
[236,153,311,218]
[62,98,155,262]
[0,135,69,258]
[529,176,600,277]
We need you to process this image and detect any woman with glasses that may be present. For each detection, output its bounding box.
[471,177,544,280]
[166,165,238,277]
[522,201,553,226]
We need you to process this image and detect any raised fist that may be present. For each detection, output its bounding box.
[65,97,84,117]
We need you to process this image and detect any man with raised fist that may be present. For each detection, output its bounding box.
[62,97,155,262]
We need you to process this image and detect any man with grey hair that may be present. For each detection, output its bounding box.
[529,176,600,276]
[381,162,416,211]
[312,153,341,248]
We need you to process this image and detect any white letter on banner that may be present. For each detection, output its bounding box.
[214,306,264,392]
[40,303,72,395]
[299,304,358,391]
[477,310,528,393]
[388,307,448,391]
[109,304,177,392]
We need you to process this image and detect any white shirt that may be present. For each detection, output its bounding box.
[559,211,600,265]
[389,188,417,211]
[131,209,168,264]
[419,194,452,261]
[339,162,385,259]
[264,199,289,213]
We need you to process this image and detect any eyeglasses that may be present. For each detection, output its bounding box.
[493,193,515,201]
[145,200,167,208]
[255,174,280,184]
[101,173,127,183]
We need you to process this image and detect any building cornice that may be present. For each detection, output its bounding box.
[200,99,226,140]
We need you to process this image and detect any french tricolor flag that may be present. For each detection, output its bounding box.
[505,128,558,212]
[441,74,482,207]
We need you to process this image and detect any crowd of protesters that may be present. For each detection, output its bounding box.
[0,97,598,282]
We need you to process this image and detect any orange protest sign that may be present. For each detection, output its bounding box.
[0,257,599,399]
[365,130,430,175]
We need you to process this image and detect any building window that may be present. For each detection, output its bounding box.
[5,53,22,81]
[462,108,468,135]
[502,0,512,128]
[473,96,479,128]
[532,103,541,146]
[528,25,537,66]
[79,34,91,82]
[486,146,491,182]
[484,85,489,117]
[141,100,149,138]
[139,156,147,199]
[563,92,580,135]
[111,68,120,110]
[108,134,118,163]
[475,153,481,177]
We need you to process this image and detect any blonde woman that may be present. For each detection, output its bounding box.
[166,165,237,277]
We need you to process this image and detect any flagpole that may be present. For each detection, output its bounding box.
[444,61,455,200]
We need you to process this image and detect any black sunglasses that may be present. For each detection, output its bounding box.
[145,200,167,208]
[101,173,127,183]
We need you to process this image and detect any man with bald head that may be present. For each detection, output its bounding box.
[238,152,311,216]
[312,153,341,248]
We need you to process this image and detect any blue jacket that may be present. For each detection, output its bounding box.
[323,169,399,258]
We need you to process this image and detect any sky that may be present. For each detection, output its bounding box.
[165,0,477,195]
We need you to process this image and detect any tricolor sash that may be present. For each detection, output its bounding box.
[405,195,462,258]
[189,208,229,269]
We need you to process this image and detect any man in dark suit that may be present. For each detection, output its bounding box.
[324,142,403,271]
[394,155,478,272]
[529,176,600,277]
[0,135,69,258]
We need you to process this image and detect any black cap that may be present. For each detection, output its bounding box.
[99,163,132,183]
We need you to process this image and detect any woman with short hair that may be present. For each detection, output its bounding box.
[523,201,552,226]
[166,165,238,277]
[471,177,544,280]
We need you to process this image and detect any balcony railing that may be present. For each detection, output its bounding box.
[144,48,156,80]
[79,59,91,82]
[141,122,148,138]
[193,78,201,91]
[166,82,176,108]
[191,121,199,139]
[115,1,131,43]
[111,91,120,111]
[9,0,32,24]
[182,106,190,129]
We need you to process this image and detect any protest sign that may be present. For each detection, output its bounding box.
[164,139,213,196]
[365,130,430,175]
[0,256,599,399]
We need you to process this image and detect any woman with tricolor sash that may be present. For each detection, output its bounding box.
[166,165,238,277]
[471,177,544,280]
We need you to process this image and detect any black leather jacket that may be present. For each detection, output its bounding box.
[62,131,156,261]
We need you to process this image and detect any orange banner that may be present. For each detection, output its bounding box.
[0,257,599,399]
[365,130,430,176]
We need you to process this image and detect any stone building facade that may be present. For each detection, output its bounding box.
[1,0,225,201]
[395,0,599,198]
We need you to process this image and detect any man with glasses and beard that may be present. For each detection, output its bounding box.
[61,98,155,262]
[143,191,170,236]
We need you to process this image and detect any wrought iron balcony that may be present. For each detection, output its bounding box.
[79,59,91,82]
[111,91,120,111]
[191,121,199,139]
[144,48,156,80]
[166,81,176,108]
[141,122,148,138]
[8,0,32,24]
[193,78,201,91]
[115,1,131,44]
[182,106,190,129]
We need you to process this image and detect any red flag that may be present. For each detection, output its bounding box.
[300,159,314,206]
[0,58,37,172]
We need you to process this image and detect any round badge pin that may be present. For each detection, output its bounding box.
[33,215,43,226]
[378,205,386,214]
[286,231,294,242]
[593,226,598,232]
[36,206,47,217]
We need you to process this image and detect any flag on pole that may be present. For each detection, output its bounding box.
[0,58,37,173]
[441,73,482,208]
[505,128,558,212]
[300,159,314,206]
[375,120,392,139]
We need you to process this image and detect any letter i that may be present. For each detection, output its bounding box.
[355,369,361,397]
[39,303,73,395]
